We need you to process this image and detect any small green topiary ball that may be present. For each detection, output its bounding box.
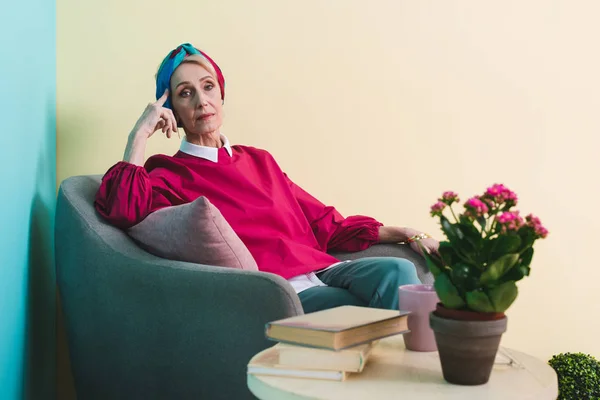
[548,352,600,400]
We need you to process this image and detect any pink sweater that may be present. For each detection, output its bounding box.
[95,145,382,279]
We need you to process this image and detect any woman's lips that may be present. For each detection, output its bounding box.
[197,114,214,121]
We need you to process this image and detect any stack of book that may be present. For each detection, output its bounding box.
[247,305,410,381]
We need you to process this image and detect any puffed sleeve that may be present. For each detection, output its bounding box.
[94,161,174,229]
[285,174,383,252]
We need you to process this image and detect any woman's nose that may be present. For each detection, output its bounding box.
[194,92,208,108]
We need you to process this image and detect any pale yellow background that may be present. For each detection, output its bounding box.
[58,0,600,394]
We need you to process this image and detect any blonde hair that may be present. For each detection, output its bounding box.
[178,54,217,79]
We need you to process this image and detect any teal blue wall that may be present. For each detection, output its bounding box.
[0,0,56,398]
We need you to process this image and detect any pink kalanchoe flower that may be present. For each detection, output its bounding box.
[496,211,524,233]
[496,211,519,224]
[486,184,503,197]
[526,214,549,239]
[430,201,446,217]
[464,197,489,218]
[535,225,549,238]
[476,194,495,209]
[485,183,518,206]
[439,191,459,205]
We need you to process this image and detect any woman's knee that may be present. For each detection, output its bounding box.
[365,258,420,309]
[379,257,420,284]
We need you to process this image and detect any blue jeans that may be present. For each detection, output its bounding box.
[297,257,421,313]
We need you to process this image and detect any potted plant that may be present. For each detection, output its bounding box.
[420,184,548,385]
[548,352,600,399]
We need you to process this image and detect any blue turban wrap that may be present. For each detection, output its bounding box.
[155,43,225,111]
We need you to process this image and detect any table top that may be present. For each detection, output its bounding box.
[247,336,558,400]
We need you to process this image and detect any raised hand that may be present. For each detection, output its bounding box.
[123,90,180,165]
[130,89,179,139]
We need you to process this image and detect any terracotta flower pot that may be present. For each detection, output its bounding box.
[429,304,507,385]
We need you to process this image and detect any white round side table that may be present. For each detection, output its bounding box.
[247,336,558,400]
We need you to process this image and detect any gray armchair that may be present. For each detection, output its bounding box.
[56,175,432,400]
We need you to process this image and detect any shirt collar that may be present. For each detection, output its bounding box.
[179,134,233,162]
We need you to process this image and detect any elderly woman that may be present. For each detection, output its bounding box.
[95,43,439,313]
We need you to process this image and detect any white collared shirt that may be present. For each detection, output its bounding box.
[178,133,341,294]
[287,262,350,293]
[179,133,232,162]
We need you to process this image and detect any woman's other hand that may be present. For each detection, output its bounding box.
[378,226,440,257]
[409,236,440,257]
[123,90,179,165]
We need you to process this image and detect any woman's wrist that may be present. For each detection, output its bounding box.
[123,131,148,166]
[378,226,419,244]
[129,129,149,142]
[405,232,431,244]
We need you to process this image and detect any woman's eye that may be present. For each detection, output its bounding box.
[180,89,192,97]
[204,83,214,91]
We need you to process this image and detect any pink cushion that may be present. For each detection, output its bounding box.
[127,196,258,271]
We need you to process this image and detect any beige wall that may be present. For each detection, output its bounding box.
[58,0,600,385]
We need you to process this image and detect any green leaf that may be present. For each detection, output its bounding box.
[438,241,459,266]
[488,281,518,312]
[459,214,471,225]
[466,291,495,312]
[451,263,471,287]
[500,247,534,283]
[440,216,476,260]
[457,215,482,245]
[490,235,522,260]
[500,264,530,282]
[518,228,535,252]
[434,273,466,309]
[480,253,520,285]
[441,215,463,245]
[520,247,534,267]
[458,222,483,248]
[477,216,487,230]
[419,245,443,277]
[451,263,481,292]
[481,238,495,259]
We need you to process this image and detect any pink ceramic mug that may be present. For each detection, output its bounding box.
[398,284,439,352]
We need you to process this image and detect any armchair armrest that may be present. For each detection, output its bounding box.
[329,243,434,284]
[56,176,304,399]
[57,222,302,400]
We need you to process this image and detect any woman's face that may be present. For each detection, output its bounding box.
[170,62,223,137]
